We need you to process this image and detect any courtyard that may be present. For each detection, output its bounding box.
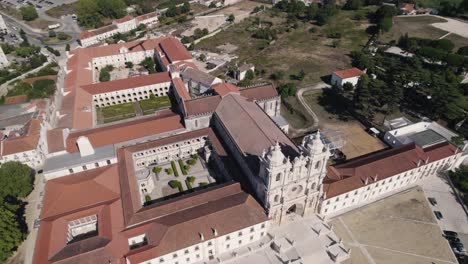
[95,96,172,124]
[330,187,458,264]
[140,156,217,203]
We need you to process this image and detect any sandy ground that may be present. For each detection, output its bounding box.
[183,1,264,36]
[430,15,468,38]
[331,187,458,264]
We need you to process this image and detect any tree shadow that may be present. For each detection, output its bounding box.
[317,88,353,121]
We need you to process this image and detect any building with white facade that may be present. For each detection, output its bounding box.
[383,120,459,148]
[0,14,8,35]
[331,67,365,88]
[0,46,9,68]
[234,63,255,81]
[78,11,159,47]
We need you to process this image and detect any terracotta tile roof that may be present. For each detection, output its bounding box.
[172,60,198,71]
[61,37,171,129]
[115,15,134,23]
[184,95,222,116]
[47,128,66,153]
[136,11,159,22]
[1,119,42,156]
[239,84,278,101]
[80,72,171,95]
[66,110,184,153]
[125,186,267,262]
[4,95,28,104]
[159,36,192,63]
[212,83,239,97]
[332,67,364,79]
[323,142,460,198]
[40,165,120,219]
[172,77,191,100]
[79,24,118,40]
[214,94,299,174]
[33,165,125,264]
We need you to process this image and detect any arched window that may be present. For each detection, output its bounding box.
[275,173,281,182]
[311,183,316,190]
[274,195,279,203]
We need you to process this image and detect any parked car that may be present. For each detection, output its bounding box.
[428,197,437,206]
[434,211,443,220]
[451,242,466,253]
[444,230,459,237]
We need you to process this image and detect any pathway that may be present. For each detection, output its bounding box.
[288,81,330,137]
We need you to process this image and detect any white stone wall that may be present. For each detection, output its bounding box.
[91,49,154,71]
[93,81,171,107]
[133,135,208,168]
[133,221,269,264]
[320,154,461,217]
[256,97,280,117]
[0,46,9,69]
[0,15,8,34]
[138,16,158,27]
[116,19,137,32]
[331,74,360,88]
[44,157,117,180]
[185,115,212,131]
[0,149,42,169]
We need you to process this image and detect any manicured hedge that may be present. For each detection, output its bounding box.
[178,159,187,175]
[171,161,179,177]
[168,180,183,192]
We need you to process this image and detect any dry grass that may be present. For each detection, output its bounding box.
[45,2,78,18]
[303,90,385,158]
[381,16,449,43]
[196,7,373,85]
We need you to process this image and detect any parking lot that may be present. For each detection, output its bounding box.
[421,173,468,262]
[330,187,458,264]
[0,0,77,11]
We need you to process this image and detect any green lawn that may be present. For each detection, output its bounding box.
[99,102,135,118]
[139,96,171,111]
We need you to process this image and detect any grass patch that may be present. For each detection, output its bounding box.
[99,102,134,118]
[45,2,79,18]
[171,160,179,177]
[380,16,449,43]
[139,95,171,111]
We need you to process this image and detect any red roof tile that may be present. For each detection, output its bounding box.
[159,37,192,63]
[332,67,364,79]
[212,83,239,97]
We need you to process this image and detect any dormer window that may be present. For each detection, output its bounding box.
[128,234,148,250]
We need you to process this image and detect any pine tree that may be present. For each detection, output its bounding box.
[353,74,372,118]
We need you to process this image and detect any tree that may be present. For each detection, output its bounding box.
[270,70,285,81]
[65,44,70,51]
[140,57,156,73]
[77,0,103,28]
[449,165,468,193]
[48,30,56,38]
[245,69,254,80]
[457,46,468,55]
[125,61,134,68]
[342,82,354,91]
[165,168,173,175]
[0,162,33,200]
[209,2,216,8]
[344,0,363,10]
[97,0,127,19]
[378,17,393,32]
[180,1,191,13]
[57,32,69,40]
[277,83,297,98]
[99,69,111,82]
[20,6,38,21]
[227,14,235,23]
[152,166,162,174]
[165,5,179,17]
[0,205,25,263]
[353,74,373,118]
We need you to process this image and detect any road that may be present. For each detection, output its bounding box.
[288,82,330,137]
[0,5,80,47]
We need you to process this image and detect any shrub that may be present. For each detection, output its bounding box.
[185,179,193,190]
[165,168,173,175]
[152,166,162,174]
[48,30,56,38]
[199,182,208,187]
[178,159,187,175]
[45,46,60,56]
[191,154,199,160]
[187,176,196,183]
[187,159,196,165]
[57,32,69,40]
[20,6,38,21]
[458,46,468,55]
[145,195,151,203]
[171,160,179,177]
[184,165,190,172]
[125,61,134,68]
[169,180,184,192]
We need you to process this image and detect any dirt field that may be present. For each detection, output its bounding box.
[196,7,374,86]
[304,90,386,159]
[184,1,264,36]
[330,187,458,264]
[382,15,468,49]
